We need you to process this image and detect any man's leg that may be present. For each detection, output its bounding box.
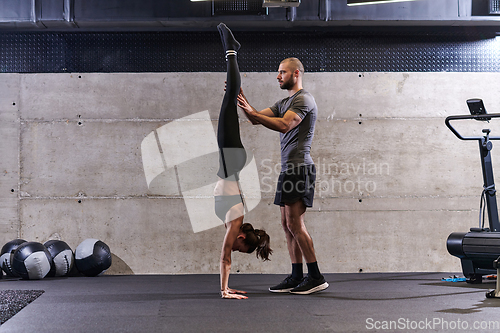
[283,200,317,263]
[285,200,329,294]
[281,205,304,282]
[268,203,305,292]
[281,205,303,264]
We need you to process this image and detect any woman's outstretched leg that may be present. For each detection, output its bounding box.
[217,23,246,180]
[214,23,246,223]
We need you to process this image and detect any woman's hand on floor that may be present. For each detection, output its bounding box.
[221,288,248,299]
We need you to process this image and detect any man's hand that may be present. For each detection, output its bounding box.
[237,89,254,114]
[237,88,261,125]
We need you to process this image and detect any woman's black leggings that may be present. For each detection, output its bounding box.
[217,54,247,179]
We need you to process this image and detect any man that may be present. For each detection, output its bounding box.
[237,57,328,295]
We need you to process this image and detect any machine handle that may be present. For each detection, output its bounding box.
[445,113,500,141]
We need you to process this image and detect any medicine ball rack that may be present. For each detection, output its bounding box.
[446,99,500,287]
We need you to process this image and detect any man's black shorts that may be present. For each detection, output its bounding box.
[274,164,316,207]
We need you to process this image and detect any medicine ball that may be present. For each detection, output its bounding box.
[12,242,53,280]
[44,240,74,277]
[0,239,27,277]
[75,239,112,277]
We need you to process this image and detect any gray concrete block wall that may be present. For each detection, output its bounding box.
[0,75,20,242]
[1,72,498,274]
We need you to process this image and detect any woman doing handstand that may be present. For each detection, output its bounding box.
[215,23,272,299]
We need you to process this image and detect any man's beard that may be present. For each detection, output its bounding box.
[279,77,294,90]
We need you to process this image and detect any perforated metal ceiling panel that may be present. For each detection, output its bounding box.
[0,30,499,73]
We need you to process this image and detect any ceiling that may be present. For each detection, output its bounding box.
[0,0,499,31]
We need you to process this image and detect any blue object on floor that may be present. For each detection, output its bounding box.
[441,277,467,282]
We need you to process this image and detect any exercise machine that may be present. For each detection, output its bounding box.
[446,99,500,285]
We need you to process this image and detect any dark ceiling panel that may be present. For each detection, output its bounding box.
[0,30,499,73]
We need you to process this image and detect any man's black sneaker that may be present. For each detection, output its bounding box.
[289,275,329,295]
[269,275,303,293]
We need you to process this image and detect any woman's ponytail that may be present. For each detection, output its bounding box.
[241,223,273,261]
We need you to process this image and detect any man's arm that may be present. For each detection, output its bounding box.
[237,90,302,133]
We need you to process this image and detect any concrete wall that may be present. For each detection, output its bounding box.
[1,71,499,275]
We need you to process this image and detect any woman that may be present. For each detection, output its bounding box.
[215,23,272,299]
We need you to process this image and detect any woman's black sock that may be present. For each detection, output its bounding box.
[217,22,241,56]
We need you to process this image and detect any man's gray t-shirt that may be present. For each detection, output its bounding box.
[269,89,317,172]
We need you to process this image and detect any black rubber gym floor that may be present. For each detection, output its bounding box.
[1,273,499,332]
